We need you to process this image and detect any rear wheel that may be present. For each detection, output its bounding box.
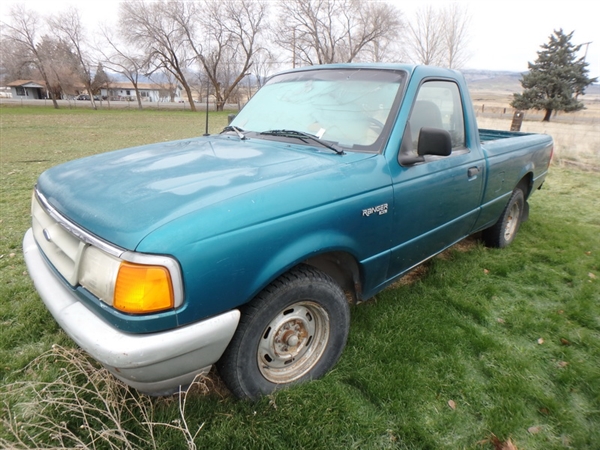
[217,265,350,399]
[483,188,525,248]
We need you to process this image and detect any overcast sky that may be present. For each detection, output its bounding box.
[1,0,598,79]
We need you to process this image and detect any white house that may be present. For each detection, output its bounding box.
[5,79,185,103]
[100,82,182,102]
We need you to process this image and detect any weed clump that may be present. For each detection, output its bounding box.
[0,345,207,450]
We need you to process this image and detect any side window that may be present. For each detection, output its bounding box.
[401,80,466,157]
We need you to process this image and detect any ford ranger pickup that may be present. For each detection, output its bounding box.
[23,64,553,399]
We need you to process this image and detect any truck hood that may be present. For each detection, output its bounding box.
[37,135,372,250]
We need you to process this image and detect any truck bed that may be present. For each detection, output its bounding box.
[478,128,536,142]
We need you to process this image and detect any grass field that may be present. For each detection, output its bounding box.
[1,105,599,449]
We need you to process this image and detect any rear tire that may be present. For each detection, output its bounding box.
[483,188,525,248]
[217,265,350,399]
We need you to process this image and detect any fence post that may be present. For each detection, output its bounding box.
[510,111,524,131]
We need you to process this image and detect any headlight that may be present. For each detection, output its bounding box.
[79,246,121,303]
[79,246,182,314]
[33,187,183,314]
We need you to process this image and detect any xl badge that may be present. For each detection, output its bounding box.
[362,203,388,217]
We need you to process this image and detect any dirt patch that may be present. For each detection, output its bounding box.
[392,264,430,287]
[389,236,480,288]
[438,235,479,259]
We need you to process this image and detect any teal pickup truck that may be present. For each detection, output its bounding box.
[23,64,553,399]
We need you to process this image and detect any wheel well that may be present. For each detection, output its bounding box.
[518,173,533,199]
[302,252,362,304]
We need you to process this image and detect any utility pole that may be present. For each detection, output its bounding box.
[576,41,592,100]
[292,28,296,68]
[580,41,592,62]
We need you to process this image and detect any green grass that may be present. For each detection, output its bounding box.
[1,105,599,449]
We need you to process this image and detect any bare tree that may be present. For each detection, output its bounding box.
[340,1,404,62]
[91,63,111,102]
[276,0,338,65]
[0,37,35,84]
[276,0,403,66]
[441,3,471,69]
[98,26,151,109]
[149,68,180,102]
[170,0,268,111]
[362,19,406,64]
[1,5,60,108]
[37,35,81,99]
[49,7,99,108]
[119,0,197,110]
[406,5,444,66]
[252,49,280,88]
[407,3,471,69]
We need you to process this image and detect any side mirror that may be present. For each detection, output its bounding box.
[398,126,453,166]
[417,127,452,157]
[228,114,237,125]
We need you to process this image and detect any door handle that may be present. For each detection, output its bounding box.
[468,167,480,178]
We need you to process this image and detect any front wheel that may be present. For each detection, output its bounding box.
[217,265,350,399]
[483,188,525,248]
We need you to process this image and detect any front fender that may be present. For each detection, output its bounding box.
[139,194,392,328]
[249,229,361,300]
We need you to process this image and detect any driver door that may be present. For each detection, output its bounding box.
[387,80,484,278]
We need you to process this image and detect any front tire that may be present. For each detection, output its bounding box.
[483,188,525,248]
[217,265,350,399]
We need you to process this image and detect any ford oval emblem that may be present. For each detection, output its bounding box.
[43,228,52,242]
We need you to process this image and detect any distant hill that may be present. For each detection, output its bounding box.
[463,70,523,93]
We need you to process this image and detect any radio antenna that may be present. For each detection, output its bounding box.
[203,75,210,136]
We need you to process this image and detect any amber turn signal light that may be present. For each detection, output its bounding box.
[114,261,174,314]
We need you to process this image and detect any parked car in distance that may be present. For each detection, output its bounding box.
[24,64,553,399]
[75,94,100,101]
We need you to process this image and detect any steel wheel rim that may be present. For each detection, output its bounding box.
[257,301,330,383]
[504,201,521,241]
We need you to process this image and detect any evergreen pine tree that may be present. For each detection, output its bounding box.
[92,63,111,99]
[511,29,597,122]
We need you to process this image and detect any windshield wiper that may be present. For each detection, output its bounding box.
[259,129,344,155]
[221,125,247,140]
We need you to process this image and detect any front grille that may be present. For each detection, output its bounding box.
[31,194,87,286]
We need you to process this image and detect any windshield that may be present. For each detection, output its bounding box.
[231,68,407,153]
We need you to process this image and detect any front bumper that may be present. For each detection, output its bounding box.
[23,228,240,395]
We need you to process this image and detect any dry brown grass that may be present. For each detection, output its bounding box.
[470,90,600,170]
[477,116,600,170]
[0,346,212,450]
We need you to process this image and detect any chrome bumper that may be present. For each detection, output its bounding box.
[23,228,240,395]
